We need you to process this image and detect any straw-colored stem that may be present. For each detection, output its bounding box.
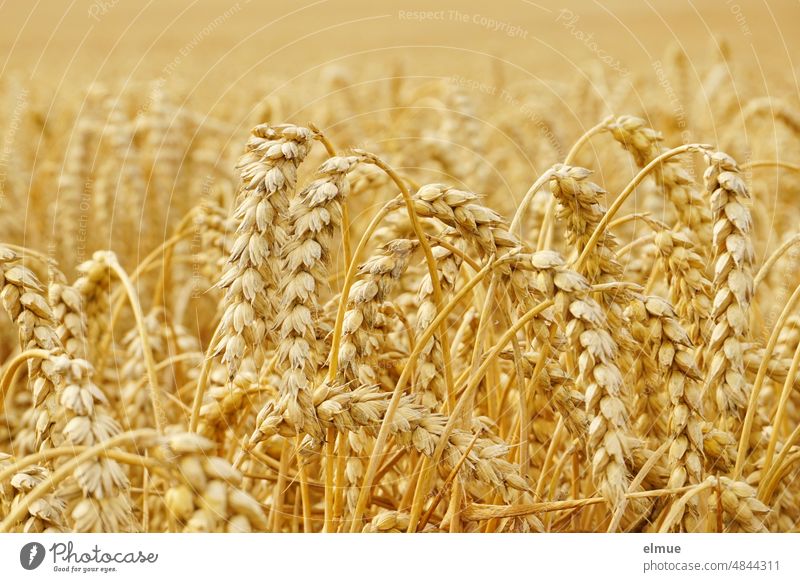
[359,151,456,411]
[607,439,671,532]
[189,321,224,433]
[324,428,336,532]
[326,198,400,381]
[97,223,195,370]
[574,144,711,272]
[352,295,554,530]
[735,282,800,478]
[0,348,50,415]
[348,259,497,529]
[762,336,800,485]
[0,441,165,486]
[463,498,605,521]
[417,431,481,530]
[535,418,565,499]
[658,480,716,533]
[753,234,800,290]
[509,169,555,237]
[760,444,800,503]
[296,436,312,533]
[565,116,614,165]
[108,259,167,435]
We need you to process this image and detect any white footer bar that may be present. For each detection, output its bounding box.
[1,534,797,581]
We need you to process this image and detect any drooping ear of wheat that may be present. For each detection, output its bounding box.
[654,228,713,351]
[709,477,770,533]
[564,285,635,506]
[549,164,636,364]
[607,116,712,245]
[59,355,133,533]
[337,239,418,386]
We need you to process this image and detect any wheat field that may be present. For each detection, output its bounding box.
[1,1,800,533]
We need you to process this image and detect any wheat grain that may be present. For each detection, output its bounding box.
[709,476,769,532]
[163,433,268,532]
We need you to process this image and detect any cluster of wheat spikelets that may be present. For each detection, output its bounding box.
[1,49,800,533]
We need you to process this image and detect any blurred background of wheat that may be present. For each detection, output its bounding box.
[1,0,799,533]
